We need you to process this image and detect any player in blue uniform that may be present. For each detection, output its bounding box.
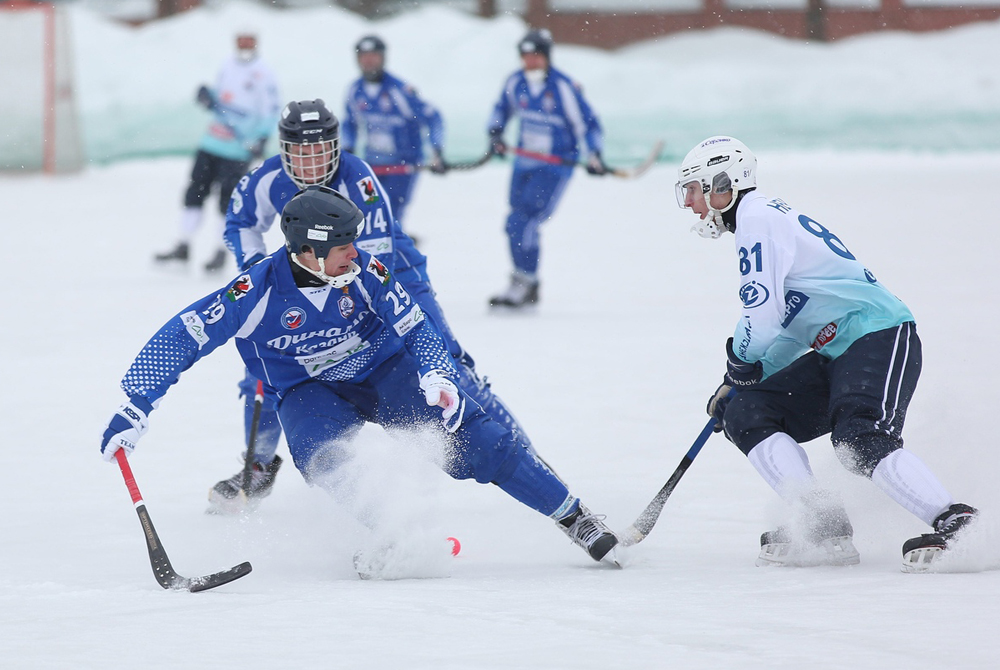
[101,187,620,574]
[342,35,447,232]
[212,99,538,510]
[487,29,608,308]
[676,136,978,571]
[155,31,280,273]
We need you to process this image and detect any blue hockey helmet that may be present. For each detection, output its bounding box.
[278,100,341,189]
[280,186,364,260]
[355,35,386,54]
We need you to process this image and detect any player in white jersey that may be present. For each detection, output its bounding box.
[155,32,281,273]
[676,136,978,572]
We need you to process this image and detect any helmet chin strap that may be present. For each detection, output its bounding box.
[691,187,738,239]
[291,253,360,288]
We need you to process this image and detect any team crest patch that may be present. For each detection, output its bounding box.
[366,256,391,285]
[356,176,379,205]
[281,307,306,330]
[225,274,253,302]
[338,294,355,318]
[739,281,770,309]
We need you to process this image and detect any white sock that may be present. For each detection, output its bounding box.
[179,206,203,240]
[747,432,816,499]
[871,449,953,526]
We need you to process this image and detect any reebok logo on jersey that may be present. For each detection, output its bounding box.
[739,281,770,309]
[356,176,379,205]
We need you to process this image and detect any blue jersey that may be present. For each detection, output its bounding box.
[120,249,457,408]
[488,66,602,167]
[732,191,914,376]
[224,153,427,279]
[342,72,444,166]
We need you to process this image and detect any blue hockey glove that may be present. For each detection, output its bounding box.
[419,370,465,433]
[428,150,449,175]
[585,152,609,176]
[724,337,763,387]
[101,397,153,462]
[195,85,215,110]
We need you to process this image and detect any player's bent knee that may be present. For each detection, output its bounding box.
[722,392,781,456]
[832,434,900,478]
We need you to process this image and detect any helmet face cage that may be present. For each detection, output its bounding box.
[280,137,340,190]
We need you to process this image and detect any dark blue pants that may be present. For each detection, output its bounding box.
[377,173,418,228]
[275,350,570,516]
[723,323,921,477]
[505,165,573,275]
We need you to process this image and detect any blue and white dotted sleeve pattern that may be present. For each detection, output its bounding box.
[404,325,458,380]
[120,319,201,404]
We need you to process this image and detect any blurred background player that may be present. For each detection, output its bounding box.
[677,136,978,571]
[210,99,539,511]
[155,31,280,273]
[342,34,448,238]
[486,28,608,309]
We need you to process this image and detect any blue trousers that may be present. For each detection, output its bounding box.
[276,350,572,517]
[505,165,573,275]
[378,173,418,228]
[723,323,921,477]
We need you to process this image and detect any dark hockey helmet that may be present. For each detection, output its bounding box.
[355,34,386,54]
[518,28,553,60]
[278,99,341,189]
[280,186,364,260]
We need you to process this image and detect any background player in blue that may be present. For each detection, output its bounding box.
[213,99,540,511]
[342,35,447,233]
[676,136,978,572]
[101,187,621,575]
[155,31,280,273]
[486,28,609,309]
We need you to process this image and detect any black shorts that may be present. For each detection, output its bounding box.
[183,149,249,215]
[723,322,920,476]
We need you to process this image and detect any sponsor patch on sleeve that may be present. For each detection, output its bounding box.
[180,310,210,349]
[366,256,391,285]
[225,273,254,302]
[393,304,425,336]
[356,176,380,205]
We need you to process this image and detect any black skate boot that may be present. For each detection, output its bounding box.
[489,273,539,309]
[206,455,283,514]
[154,241,189,263]
[203,248,227,273]
[757,494,859,567]
[558,503,621,567]
[901,503,979,573]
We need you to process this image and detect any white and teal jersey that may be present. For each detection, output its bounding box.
[731,191,913,375]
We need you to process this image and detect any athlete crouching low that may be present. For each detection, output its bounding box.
[100,186,620,576]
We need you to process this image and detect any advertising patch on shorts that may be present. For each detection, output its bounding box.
[366,256,391,285]
[226,274,253,302]
[180,310,210,349]
[356,176,380,205]
[393,304,425,336]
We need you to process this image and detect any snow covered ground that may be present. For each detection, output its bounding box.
[2,149,1000,667]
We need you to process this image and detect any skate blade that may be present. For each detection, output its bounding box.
[599,545,624,569]
[902,545,944,573]
[756,536,860,567]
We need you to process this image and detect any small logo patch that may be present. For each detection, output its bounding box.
[864,268,877,283]
[356,176,379,205]
[281,307,306,330]
[366,256,391,285]
[338,294,355,318]
[225,274,253,302]
[739,281,770,309]
[180,310,210,349]
[813,322,838,350]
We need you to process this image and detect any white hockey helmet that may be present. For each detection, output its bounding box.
[675,136,757,238]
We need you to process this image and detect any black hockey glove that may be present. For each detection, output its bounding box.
[724,337,763,387]
[707,381,733,433]
[428,150,449,175]
[196,85,215,110]
[585,152,610,176]
[488,130,507,157]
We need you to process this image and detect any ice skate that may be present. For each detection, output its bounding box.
[206,455,283,515]
[558,503,621,567]
[757,500,859,567]
[203,248,228,273]
[901,503,979,573]
[154,241,189,264]
[489,272,539,309]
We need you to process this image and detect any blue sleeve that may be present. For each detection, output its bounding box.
[342,83,359,152]
[573,85,603,155]
[120,272,262,407]
[405,86,444,152]
[225,159,285,269]
[487,74,515,136]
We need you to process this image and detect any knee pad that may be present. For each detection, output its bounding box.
[832,432,900,478]
[722,392,781,456]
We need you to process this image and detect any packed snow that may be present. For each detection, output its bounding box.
[2,3,1000,668]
